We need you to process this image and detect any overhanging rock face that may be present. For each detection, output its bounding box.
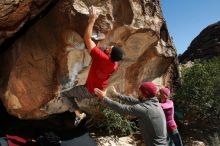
[0,0,179,119]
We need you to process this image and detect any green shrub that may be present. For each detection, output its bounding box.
[94,107,137,136]
[173,57,220,124]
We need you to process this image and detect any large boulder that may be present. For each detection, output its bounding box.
[179,21,220,63]
[0,0,179,119]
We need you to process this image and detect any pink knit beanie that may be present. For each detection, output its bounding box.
[159,87,171,97]
[139,82,157,98]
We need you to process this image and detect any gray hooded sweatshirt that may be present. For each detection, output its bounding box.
[103,94,167,146]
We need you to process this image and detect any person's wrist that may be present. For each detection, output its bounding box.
[89,17,96,22]
[88,19,94,23]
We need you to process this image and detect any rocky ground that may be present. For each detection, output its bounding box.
[0,101,219,146]
[89,117,219,146]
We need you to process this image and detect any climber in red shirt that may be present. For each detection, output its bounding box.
[61,6,123,126]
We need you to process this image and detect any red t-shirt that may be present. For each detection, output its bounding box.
[85,47,118,93]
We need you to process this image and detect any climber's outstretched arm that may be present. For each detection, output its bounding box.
[84,7,98,53]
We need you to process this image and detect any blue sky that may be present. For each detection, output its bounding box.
[160,0,220,55]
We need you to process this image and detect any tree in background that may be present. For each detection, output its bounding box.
[173,57,220,126]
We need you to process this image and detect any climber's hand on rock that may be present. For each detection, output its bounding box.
[88,6,98,22]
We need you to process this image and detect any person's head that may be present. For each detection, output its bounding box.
[158,87,170,101]
[104,46,123,62]
[139,82,157,100]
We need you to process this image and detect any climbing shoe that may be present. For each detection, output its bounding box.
[74,113,86,127]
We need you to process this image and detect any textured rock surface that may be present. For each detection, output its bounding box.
[179,21,220,63]
[0,0,57,46]
[0,0,179,119]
